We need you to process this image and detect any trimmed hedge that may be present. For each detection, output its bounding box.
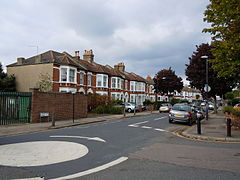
[223,106,240,117]
[94,105,123,114]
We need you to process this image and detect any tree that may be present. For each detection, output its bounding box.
[35,73,53,92]
[153,68,183,97]
[185,43,234,112]
[203,0,240,83]
[0,62,16,92]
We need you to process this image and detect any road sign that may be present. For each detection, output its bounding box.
[204,84,211,92]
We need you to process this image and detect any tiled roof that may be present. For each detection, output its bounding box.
[7,50,86,70]
[7,49,148,83]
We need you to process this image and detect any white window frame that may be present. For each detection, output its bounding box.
[112,77,117,88]
[60,66,77,84]
[79,72,85,85]
[87,73,92,86]
[96,74,108,88]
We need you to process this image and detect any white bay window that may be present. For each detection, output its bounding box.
[60,66,76,83]
[96,74,108,88]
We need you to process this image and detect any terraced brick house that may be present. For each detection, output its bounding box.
[7,49,201,105]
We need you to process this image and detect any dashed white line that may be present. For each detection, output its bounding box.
[154,128,167,132]
[49,157,128,180]
[134,121,149,125]
[154,116,167,121]
[141,126,152,129]
[128,124,138,127]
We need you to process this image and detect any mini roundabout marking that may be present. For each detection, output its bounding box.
[0,135,128,179]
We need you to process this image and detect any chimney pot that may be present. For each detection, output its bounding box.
[17,57,25,65]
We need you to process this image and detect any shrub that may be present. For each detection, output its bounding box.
[94,105,122,114]
[222,106,233,114]
[223,106,240,129]
[143,100,154,106]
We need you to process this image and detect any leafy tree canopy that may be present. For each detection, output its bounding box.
[153,68,183,95]
[203,0,240,82]
[185,43,234,98]
[0,62,16,92]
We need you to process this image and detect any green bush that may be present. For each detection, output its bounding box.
[222,106,233,113]
[170,98,189,105]
[94,105,122,114]
[222,106,240,117]
[143,100,154,106]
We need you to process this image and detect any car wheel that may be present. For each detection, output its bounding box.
[127,108,132,113]
[169,118,173,123]
[159,111,161,113]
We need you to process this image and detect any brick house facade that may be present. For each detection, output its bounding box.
[7,49,201,105]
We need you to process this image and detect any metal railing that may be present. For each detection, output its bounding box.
[0,92,32,125]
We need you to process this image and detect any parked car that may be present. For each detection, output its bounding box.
[208,102,214,110]
[159,103,172,113]
[116,103,137,113]
[195,106,205,120]
[169,103,197,125]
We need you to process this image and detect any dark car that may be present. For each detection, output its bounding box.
[169,103,197,125]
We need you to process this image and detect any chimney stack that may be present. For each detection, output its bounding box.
[74,51,80,60]
[35,54,41,64]
[83,49,94,63]
[17,57,25,65]
[146,75,152,80]
[114,62,125,72]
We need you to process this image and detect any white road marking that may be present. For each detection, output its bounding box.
[50,135,106,143]
[0,141,88,167]
[49,156,128,180]
[134,121,149,125]
[128,124,139,127]
[13,178,44,180]
[128,121,149,128]
[155,128,167,132]
[141,126,152,129]
[154,116,167,121]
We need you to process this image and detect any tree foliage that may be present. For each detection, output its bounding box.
[35,73,53,92]
[185,43,233,98]
[153,68,183,95]
[203,0,240,82]
[0,62,16,92]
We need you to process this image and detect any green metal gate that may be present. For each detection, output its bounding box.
[0,92,32,125]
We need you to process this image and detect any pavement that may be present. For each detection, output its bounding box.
[178,110,240,143]
[0,109,240,143]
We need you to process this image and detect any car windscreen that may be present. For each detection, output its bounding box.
[172,105,191,112]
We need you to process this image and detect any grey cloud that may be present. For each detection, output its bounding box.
[0,0,211,83]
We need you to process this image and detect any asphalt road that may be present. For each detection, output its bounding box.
[0,113,240,180]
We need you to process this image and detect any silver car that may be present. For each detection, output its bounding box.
[169,103,197,125]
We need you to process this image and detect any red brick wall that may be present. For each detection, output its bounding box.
[31,89,87,123]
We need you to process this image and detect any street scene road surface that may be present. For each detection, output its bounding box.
[0,113,240,180]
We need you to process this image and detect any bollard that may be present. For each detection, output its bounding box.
[227,118,231,137]
[51,112,55,127]
[197,118,201,135]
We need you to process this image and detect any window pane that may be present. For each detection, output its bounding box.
[80,73,84,85]
[117,78,120,89]
[103,76,107,87]
[88,74,91,86]
[112,78,116,88]
[97,75,102,87]
[61,68,67,82]
[69,69,75,82]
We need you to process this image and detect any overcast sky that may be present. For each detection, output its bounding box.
[0,0,211,84]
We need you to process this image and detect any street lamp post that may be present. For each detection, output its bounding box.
[201,55,209,120]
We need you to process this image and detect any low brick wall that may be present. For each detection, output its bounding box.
[31,89,87,123]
